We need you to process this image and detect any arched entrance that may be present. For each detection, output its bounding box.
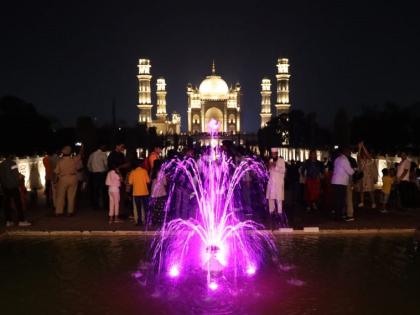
[204,107,223,132]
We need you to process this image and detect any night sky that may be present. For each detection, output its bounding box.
[1,1,420,132]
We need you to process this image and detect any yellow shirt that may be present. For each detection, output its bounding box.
[382,175,394,194]
[128,167,150,196]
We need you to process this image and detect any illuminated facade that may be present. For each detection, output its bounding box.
[137,57,290,134]
[136,58,180,134]
[187,62,241,133]
[260,58,291,127]
[275,58,291,115]
[260,78,272,127]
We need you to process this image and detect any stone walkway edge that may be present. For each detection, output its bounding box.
[2,228,417,237]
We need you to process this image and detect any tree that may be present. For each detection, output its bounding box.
[76,116,97,153]
[258,110,332,151]
[350,102,420,154]
[333,108,350,147]
[0,95,53,155]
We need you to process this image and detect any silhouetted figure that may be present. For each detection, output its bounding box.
[0,154,31,227]
[397,152,412,209]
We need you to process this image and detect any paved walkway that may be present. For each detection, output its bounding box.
[1,193,420,234]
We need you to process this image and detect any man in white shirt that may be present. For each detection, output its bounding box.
[266,148,286,228]
[397,152,411,209]
[87,145,108,209]
[331,147,355,221]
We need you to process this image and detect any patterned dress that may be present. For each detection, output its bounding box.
[356,157,378,192]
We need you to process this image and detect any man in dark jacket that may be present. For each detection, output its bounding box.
[0,155,31,227]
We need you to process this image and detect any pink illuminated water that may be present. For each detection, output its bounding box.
[151,122,277,291]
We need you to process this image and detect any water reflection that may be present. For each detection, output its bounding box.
[0,235,420,315]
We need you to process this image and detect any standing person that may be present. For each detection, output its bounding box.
[173,151,195,220]
[356,142,378,208]
[29,160,42,205]
[346,152,359,221]
[408,161,419,208]
[296,161,306,206]
[124,166,134,221]
[241,159,253,217]
[380,168,394,213]
[396,152,411,209]
[288,160,301,206]
[301,150,324,211]
[105,166,122,223]
[87,145,108,210]
[107,143,130,217]
[74,144,86,211]
[146,146,162,174]
[149,160,167,227]
[331,147,355,221]
[321,160,334,213]
[18,172,28,212]
[0,183,3,217]
[266,148,286,229]
[55,146,79,216]
[128,159,150,226]
[107,143,129,171]
[43,150,58,210]
[0,155,32,227]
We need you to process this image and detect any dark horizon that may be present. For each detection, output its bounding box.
[1,1,420,132]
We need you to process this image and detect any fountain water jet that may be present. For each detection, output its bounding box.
[151,119,277,291]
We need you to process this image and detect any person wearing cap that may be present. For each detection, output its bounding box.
[266,147,286,227]
[55,145,80,216]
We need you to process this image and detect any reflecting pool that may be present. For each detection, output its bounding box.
[1,235,419,315]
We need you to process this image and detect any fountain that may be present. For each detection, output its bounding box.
[149,120,277,294]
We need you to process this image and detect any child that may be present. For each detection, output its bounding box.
[381,168,394,213]
[105,166,122,223]
[128,159,150,226]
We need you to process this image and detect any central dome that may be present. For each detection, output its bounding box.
[199,75,229,100]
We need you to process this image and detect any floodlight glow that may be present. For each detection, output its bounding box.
[168,265,180,278]
[246,265,256,275]
[208,281,218,291]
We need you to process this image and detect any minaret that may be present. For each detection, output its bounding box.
[137,58,153,123]
[275,58,291,115]
[156,77,167,121]
[260,78,272,127]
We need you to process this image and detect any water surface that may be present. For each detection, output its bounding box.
[1,235,419,315]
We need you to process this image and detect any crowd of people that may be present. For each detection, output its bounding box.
[0,140,419,229]
[282,142,420,223]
